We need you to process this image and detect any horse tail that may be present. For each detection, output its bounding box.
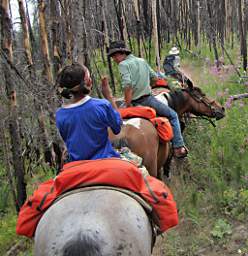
[62,233,103,256]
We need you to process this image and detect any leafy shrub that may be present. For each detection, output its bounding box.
[211,219,232,239]
[0,182,10,215]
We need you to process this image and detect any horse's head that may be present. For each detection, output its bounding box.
[183,87,225,120]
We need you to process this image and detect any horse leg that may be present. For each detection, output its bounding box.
[157,143,170,180]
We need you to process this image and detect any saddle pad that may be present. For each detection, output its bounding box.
[16,158,178,238]
[151,117,173,143]
[118,106,156,120]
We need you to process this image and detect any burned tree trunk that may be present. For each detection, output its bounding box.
[17,0,33,69]
[151,0,160,70]
[50,0,62,75]
[132,0,143,57]
[37,0,57,167]
[206,0,220,68]
[1,0,27,209]
[38,0,53,82]
[238,0,247,71]
[101,0,116,94]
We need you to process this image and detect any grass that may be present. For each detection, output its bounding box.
[0,166,54,255]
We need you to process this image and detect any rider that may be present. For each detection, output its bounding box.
[107,41,188,158]
[55,63,122,162]
[164,46,193,87]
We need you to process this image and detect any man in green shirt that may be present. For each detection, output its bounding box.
[108,41,188,158]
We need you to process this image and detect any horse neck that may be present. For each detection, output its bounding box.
[168,89,189,115]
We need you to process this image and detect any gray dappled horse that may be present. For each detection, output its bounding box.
[34,187,154,256]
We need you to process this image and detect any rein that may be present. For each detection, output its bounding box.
[187,115,216,127]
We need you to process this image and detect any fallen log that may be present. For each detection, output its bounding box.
[230,93,248,101]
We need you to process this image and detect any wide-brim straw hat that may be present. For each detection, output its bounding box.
[169,47,179,55]
[107,40,131,57]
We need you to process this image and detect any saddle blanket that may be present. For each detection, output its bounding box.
[16,158,178,238]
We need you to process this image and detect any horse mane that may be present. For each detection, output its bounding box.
[62,233,103,256]
[168,89,187,111]
[184,86,206,96]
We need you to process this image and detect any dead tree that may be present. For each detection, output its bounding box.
[50,0,62,75]
[1,0,27,210]
[237,0,247,71]
[101,0,116,94]
[151,0,160,70]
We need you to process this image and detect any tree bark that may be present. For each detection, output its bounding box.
[50,0,62,75]
[151,0,160,70]
[38,0,53,83]
[238,0,247,71]
[17,0,33,68]
[101,0,116,94]
[1,0,27,209]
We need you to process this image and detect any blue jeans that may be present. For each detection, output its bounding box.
[132,95,185,148]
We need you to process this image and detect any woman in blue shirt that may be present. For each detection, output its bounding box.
[56,63,122,162]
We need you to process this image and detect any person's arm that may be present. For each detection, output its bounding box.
[101,76,118,110]
[124,86,133,107]
[146,62,159,86]
[119,62,133,106]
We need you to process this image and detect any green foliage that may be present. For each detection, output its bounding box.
[211,219,232,239]
[0,165,11,214]
[0,182,10,214]
[221,188,248,221]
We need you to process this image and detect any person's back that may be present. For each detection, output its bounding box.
[119,54,154,101]
[56,63,122,162]
[56,97,121,161]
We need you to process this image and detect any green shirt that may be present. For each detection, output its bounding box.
[119,54,158,100]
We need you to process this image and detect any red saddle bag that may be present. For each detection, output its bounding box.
[151,117,174,143]
[16,159,178,238]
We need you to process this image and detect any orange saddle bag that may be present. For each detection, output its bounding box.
[151,117,174,143]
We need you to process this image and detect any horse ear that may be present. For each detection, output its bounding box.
[186,78,194,89]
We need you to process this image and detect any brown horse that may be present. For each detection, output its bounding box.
[109,86,225,178]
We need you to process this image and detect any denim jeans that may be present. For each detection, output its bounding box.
[132,95,185,148]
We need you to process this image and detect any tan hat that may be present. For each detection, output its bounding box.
[107,41,131,57]
[169,47,179,55]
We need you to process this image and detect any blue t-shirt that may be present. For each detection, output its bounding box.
[56,96,122,162]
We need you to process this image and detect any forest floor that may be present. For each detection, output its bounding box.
[152,160,248,256]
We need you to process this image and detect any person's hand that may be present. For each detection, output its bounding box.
[101,76,113,99]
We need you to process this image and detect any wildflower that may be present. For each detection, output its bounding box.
[225,97,233,109]
[239,101,244,107]
[217,91,223,97]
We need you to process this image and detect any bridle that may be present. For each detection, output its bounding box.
[184,88,221,117]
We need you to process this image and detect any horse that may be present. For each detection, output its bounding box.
[34,187,154,256]
[109,85,225,178]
